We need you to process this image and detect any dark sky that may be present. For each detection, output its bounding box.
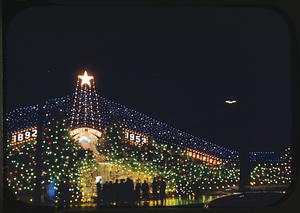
[6,6,292,152]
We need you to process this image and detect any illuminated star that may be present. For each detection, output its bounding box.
[78,71,94,87]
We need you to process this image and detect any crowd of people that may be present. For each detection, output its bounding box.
[54,176,203,208]
[96,177,167,206]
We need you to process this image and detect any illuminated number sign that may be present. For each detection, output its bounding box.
[11,127,38,146]
[123,129,148,145]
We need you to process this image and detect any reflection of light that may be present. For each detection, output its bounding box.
[47,177,56,199]
[96,176,102,183]
[79,135,91,143]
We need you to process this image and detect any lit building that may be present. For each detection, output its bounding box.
[5,70,291,205]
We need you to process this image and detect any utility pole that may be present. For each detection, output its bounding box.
[239,149,250,192]
[34,103,44,205]
[224,99,250,192]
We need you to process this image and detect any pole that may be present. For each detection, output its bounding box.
[239,149,250,192]
[34,103,44,205]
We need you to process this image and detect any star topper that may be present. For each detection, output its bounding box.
[78,70,94,87]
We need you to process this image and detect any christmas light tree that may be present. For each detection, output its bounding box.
[40,118,82,205]
[6,137,37,202]
[250,147,292,187]
[5,105,39,203]
[70,70,101,130]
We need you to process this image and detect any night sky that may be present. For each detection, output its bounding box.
[6,6,292,152]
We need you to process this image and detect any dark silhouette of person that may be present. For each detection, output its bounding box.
[102,181,109,206]
[58,176,71,208]
[151,177,159,200]
[159,178,166,205]
[141,180,150,200]
[125,177,134,206]
[119,179,126,205]
[96,181,102,207]
[112,179,119,205]
[123,178,129,205]
[135,179,142,204]
[107,181,113,205]
[193,179,201,201]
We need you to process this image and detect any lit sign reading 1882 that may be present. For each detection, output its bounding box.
[123,129,148,145]
[11,127,38,146]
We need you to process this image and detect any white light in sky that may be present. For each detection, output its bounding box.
[225,100,237,104]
